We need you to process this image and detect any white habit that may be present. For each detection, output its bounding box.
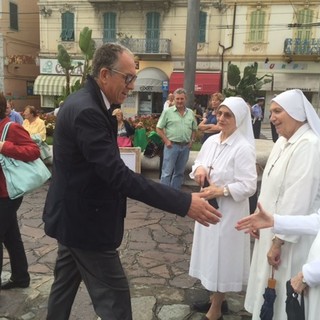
[189,130,257,292]
[245,124,320,320]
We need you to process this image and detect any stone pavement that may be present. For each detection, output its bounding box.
[0,182,253,320]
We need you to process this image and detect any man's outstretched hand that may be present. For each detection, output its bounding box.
[187,193,222,226]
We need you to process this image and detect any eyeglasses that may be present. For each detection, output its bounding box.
[216,111,234,119]
[109,69,137,85]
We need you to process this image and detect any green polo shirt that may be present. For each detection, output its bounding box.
[157,106,198,142]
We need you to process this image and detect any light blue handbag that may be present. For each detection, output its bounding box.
[0,122,51,199]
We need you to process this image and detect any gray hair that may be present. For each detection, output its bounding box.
[91,43,134,78]
[174,88,187,95]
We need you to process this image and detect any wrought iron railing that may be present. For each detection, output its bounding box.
[93,38,171,55]
[284,38,320,55]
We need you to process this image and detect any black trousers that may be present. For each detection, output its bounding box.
[47,243,132,320]
[0,197,29,285]
[252,120,262,139]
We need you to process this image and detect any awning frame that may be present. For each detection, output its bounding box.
[34,75,82,96]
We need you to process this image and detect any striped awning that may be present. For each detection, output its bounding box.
[33,75,82,96]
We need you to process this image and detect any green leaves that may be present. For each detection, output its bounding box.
[57,44,72,70]
[224,62,271,104]
[79,27,95,60]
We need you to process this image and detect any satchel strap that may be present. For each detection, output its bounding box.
[0,122,12,142]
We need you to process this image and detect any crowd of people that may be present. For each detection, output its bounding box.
[1,42,320,320]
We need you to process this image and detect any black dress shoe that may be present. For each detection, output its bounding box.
[1,279,30,290]
[193,300,229,314]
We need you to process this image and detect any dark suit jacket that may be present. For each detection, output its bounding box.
[43,76,191,251]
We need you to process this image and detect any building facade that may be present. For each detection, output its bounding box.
[0,0,40,111]
[35,0,320,116]
[222,0,320,115]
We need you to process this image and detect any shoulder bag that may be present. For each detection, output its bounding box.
[0,122,51,199]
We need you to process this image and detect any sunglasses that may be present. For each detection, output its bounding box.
[109,69,137,85]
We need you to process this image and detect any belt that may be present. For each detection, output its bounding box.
[171,141,189,146]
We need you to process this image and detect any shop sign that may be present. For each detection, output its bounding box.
[140,86,153,91]
[40,58,84,75]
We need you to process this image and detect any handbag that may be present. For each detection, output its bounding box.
[31,134,52,161]
[39,141,52,161]
[0,122,52,199]
[117,136,132,147]
[133,128,148,151]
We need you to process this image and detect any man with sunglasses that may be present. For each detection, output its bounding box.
[42,43,221,320]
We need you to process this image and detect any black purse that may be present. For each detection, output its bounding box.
[202,178,219,209]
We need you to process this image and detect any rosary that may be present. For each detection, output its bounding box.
[207,143,228,176]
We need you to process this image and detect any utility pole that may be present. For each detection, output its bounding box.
[184,0,200,109]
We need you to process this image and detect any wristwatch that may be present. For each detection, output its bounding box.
[223,186,229,197]
[302,276,307,285]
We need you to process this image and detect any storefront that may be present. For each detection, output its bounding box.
[169,71,221,108]
[33,58,84,109]
[133,67,169,115]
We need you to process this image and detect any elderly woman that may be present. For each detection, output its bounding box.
[0,93,40,290]
[189,97,257,320]
[22,105,46,141]
[237,204,320,319]
[244,89,320,320]
[112,108,135,147]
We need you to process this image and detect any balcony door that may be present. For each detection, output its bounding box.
[103,12,116,43]
[146,12,160,53]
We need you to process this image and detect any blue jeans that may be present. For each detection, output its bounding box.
[160,143,190,190]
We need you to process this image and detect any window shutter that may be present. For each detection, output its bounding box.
[104,12,116,43]
[61,12,75,41]
[199,11,207,43]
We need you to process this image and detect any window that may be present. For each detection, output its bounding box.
[249,10,266,43]
[27,81,34,96]
[199,11,207,43]
[146,12,160,53]
[103,12,116,43]
[61,11,74,41]
[9,2,18,31]
[296,9,313,40]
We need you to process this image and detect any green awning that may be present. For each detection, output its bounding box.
[33,75,82,95]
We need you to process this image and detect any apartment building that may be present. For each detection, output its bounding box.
[223,1,320,113]
[0,0,40,111]
[35,0,320,115]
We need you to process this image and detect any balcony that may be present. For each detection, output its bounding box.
[94,38,171,58]
[284,38,320,61]
[87,0,171,12]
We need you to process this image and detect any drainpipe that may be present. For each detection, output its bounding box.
[218,3,237,92]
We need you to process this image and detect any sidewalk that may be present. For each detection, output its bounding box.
[0,182,252,320]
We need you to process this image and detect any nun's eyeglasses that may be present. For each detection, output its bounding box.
[109,69,137,85]
[216,111,234,119]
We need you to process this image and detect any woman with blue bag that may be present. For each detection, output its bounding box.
[0,93,40,290]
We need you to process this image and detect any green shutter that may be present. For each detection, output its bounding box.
[297,9,313,41]
[9,2,18,30]
[61,12,74,41]
[249,10,265,43]
[104,12,116,43]
[199,11,207,43]
[146,12,160,52]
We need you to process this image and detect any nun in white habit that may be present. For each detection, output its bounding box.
[244,89,320,320]
[189,97,257,320]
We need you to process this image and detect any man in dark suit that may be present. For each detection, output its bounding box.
[43,43,221,320]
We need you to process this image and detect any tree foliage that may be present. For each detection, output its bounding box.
[57,27,95,102]
[224,62,273,104]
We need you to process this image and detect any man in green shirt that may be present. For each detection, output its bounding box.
[156,88,197,189]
